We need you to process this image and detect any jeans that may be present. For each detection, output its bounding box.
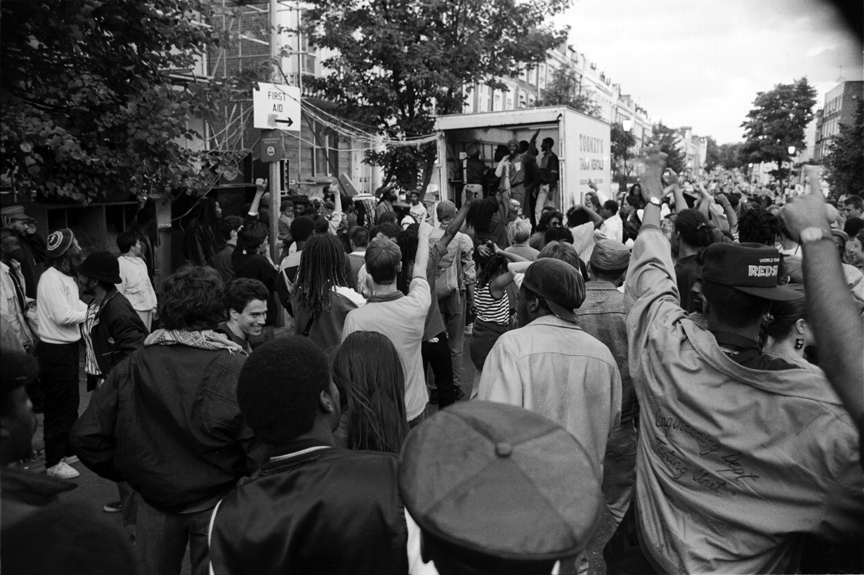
[602,418,638,526]
[35,341,80,467]
[422,332,456,408]
[136,496,213,575]
[440,292,466,392]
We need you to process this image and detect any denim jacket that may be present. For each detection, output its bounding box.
[575,281,636,421]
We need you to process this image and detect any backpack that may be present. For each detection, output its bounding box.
[435,246,460,299]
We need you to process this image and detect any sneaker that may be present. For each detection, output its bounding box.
[46,461,79,479]
[103,501,123,513]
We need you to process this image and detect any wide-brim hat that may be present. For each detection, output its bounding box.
[701,243,800,301]
[399,402,602,560]
[76,252,121,284]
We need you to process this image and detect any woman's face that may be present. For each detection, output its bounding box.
[847,237,864,264]
[833,236,846,258]
[549,217,562,229]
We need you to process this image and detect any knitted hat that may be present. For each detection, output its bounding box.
[399,401,603,560]
[46,229,74,259]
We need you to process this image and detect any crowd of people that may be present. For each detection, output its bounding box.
[1,152,862,574]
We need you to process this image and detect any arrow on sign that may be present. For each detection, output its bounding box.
[276,118,294,127]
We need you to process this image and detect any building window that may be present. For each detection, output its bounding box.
[519,68,528,83]
[506,91,514,110]
[312,122,337,177]
[479,85,490,112]
[493,90,502,111]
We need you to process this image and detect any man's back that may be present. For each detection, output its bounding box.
[627,227,864,573]
[75,344,254,513]
[209,445,408,575]
[342,278,431,421]
[477,315,622,470]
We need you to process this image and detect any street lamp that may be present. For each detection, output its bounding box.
[783,146,796,197]
[622,120,633,191]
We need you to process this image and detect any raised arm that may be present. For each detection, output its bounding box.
[440,200,473,249]
[578,203,605,230]
[413,221,432,281]
[780,167,864,428]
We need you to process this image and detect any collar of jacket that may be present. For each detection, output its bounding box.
[682,320,841,405]
[1,466,77,505]
[94,288,119,320]
[586,280,619,291]
[262,439,334,473]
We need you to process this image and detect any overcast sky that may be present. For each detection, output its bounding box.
[563,0,863,143]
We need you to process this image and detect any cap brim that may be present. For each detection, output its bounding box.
[733,284,803,302]
[545,299,578,323]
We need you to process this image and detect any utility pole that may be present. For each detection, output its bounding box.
[268,0,281,263]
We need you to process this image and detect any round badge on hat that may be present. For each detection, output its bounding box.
[398,401,603,560]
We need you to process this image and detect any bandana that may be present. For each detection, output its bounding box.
[144,329,246,354]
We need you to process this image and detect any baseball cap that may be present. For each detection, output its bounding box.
[399,401,603,560]
[522,258,586,322]
[436,200,456,220]
[1,205,30,221]
[701,243,800,301]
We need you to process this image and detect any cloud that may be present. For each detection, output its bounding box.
[560,0,862,143]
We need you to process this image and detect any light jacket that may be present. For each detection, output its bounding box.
[0,260,33,349]
[117,255,157,312]
[476,314,622,475]
[626,227,863,574]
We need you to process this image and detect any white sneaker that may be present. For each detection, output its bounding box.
[46,460,80,479]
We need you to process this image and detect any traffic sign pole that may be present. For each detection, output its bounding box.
[268,0,282,315]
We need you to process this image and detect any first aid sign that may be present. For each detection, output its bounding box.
[253,83,301,132]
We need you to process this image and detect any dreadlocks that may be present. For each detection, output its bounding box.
[294,234,349,319]
[466,196,499,233]
[738,205,781,246]
[395,225,419,295]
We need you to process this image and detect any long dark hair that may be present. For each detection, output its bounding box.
[395,226,419,295]
[331,331,408,453]
[294,234,349,319]
[467,197,499,232]
[183,197,224,266]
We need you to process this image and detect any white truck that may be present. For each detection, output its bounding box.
[432,106,611,210]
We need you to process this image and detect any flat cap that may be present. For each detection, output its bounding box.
[590,239,630,272]
[399,401,603,560]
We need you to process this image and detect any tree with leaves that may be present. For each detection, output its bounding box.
[704,137,720,171]
[610,123,636,185]
[536,65,600,117]
[740,78,817,184]
[717,142,744,171]
[648,123,686,175]
[303,0,570,193]
[824,98,864,198]
[0,0,248,203]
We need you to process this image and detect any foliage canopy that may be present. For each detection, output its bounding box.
[303,0,571,192]
[0,0,248,202]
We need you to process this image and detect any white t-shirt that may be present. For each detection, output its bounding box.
[342,278,431,421]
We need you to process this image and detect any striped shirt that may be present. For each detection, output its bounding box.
[82,304,101,376]
[475,284,510,325]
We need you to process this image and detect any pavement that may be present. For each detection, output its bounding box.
[17,332,617,575]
